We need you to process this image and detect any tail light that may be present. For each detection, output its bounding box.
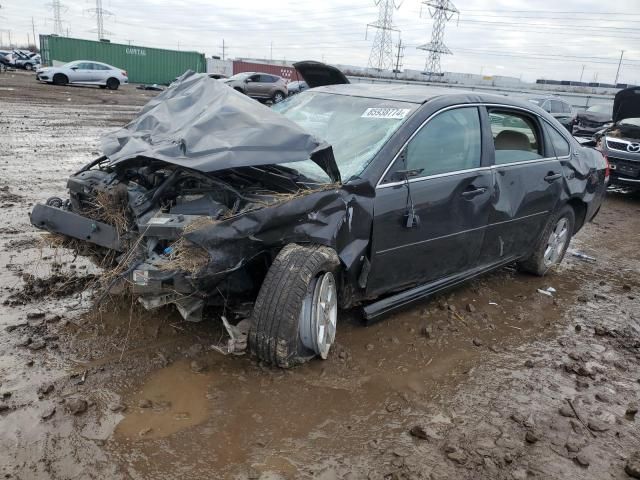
[121,70,127,77]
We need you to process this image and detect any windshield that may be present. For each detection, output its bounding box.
[528,98,545,106]
[587,104,612,115]
[62,61,78,68]
[228,72,251,81]
[273,91,418,181]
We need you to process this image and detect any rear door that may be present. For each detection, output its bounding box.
[367,106,494,297]
[478,107,563,264]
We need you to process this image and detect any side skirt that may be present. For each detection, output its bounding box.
[362,256,518,323]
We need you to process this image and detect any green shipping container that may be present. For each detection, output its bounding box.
[39,35,206,85]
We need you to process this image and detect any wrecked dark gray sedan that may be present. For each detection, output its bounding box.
[30,65,608,367]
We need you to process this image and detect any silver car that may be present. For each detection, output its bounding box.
[36,60,129,90]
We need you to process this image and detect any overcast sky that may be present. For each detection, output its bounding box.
[1,0,639,83]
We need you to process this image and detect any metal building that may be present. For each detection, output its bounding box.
[39,35,206,85]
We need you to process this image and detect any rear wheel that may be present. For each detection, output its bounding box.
[518,205,575,275]
[249,244,340,368]
[106,78,120,90]
[52,73,68,86]
[272,91,285,103]
[25,63,33,71]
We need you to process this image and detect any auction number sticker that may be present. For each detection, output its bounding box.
[361,107,411,119]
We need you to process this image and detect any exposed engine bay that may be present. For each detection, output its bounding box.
[32,155,339,322]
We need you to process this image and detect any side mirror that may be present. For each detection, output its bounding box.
[70,66,78,70]
[245,78,252,83]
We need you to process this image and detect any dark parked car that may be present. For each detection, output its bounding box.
[528,97,574,131]
[287,80,308,96]
[596,87,640,188]
[572,104,613,138]
[30,63,607,368]
[224,72,288,103]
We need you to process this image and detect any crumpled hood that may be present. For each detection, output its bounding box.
[100,71,340,182]
[613,86,640,123]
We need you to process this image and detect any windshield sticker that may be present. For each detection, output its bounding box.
[361,108,411,120]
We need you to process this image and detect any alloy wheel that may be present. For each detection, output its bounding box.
[543,217,569,267]
[299,272,338,359]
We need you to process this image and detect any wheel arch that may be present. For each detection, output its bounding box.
[566,197,588,234]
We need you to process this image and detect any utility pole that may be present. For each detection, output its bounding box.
[31,17,36,46]
[418,0,459,81]
[220,39,226,60]
[579,64,585,82]
[366,0,402,72]
[394,39,404,78]
[614,50,624,85]
[270,41,273,62]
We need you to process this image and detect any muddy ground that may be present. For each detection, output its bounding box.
[1,70,639,480]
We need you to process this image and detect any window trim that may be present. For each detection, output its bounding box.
[487,106,545,165]
[376,102,563,189]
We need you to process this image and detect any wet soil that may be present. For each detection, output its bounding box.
[1,71,639,479]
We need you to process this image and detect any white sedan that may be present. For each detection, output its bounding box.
[36,60,128,90]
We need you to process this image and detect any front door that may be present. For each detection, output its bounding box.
[367,106,493,297]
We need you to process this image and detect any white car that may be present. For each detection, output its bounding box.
[36,60,128,90]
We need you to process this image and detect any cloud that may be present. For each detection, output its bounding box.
[3,0,639,83]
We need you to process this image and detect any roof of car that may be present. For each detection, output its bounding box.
[310,83,541,110]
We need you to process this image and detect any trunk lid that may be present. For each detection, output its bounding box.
[292,61,350,88]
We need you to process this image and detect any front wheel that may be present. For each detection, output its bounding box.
[518,205,575,275]
[249,244,341,368]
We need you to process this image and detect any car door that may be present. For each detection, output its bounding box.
[245,74,262,97]
[69,62,94,83]
[478,107,563,264]
[366,106,494,298]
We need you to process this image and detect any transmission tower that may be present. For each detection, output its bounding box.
[87,0,113,40]
[51,0,64,36]
[418,0,459,80]
[366,0,402,71]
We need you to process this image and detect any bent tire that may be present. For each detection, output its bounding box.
[518,204,575,276]
[106,78,120,90]
[52,73,68,86]
[249,244,341,368]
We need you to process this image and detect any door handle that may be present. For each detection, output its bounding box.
[544,172,562,182]
[461,187,487,199]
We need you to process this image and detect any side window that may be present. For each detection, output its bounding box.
[489,110,543,164]
[550,100,563,113]
[544,123,571,157]
[562,102,572,114]
[248,74,260,82]
[399,107,482,178]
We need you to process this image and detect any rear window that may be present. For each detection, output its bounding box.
[273,91,418,181]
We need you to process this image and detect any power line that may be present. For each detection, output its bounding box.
[366,0,401,71]
[418,0,458,79]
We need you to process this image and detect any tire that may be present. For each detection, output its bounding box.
[517,205,575,276]
[272,91,285,103]
[52,73,68,86]
[106,78,120,90]
[249,244,341,368]
[25,63,33,71]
